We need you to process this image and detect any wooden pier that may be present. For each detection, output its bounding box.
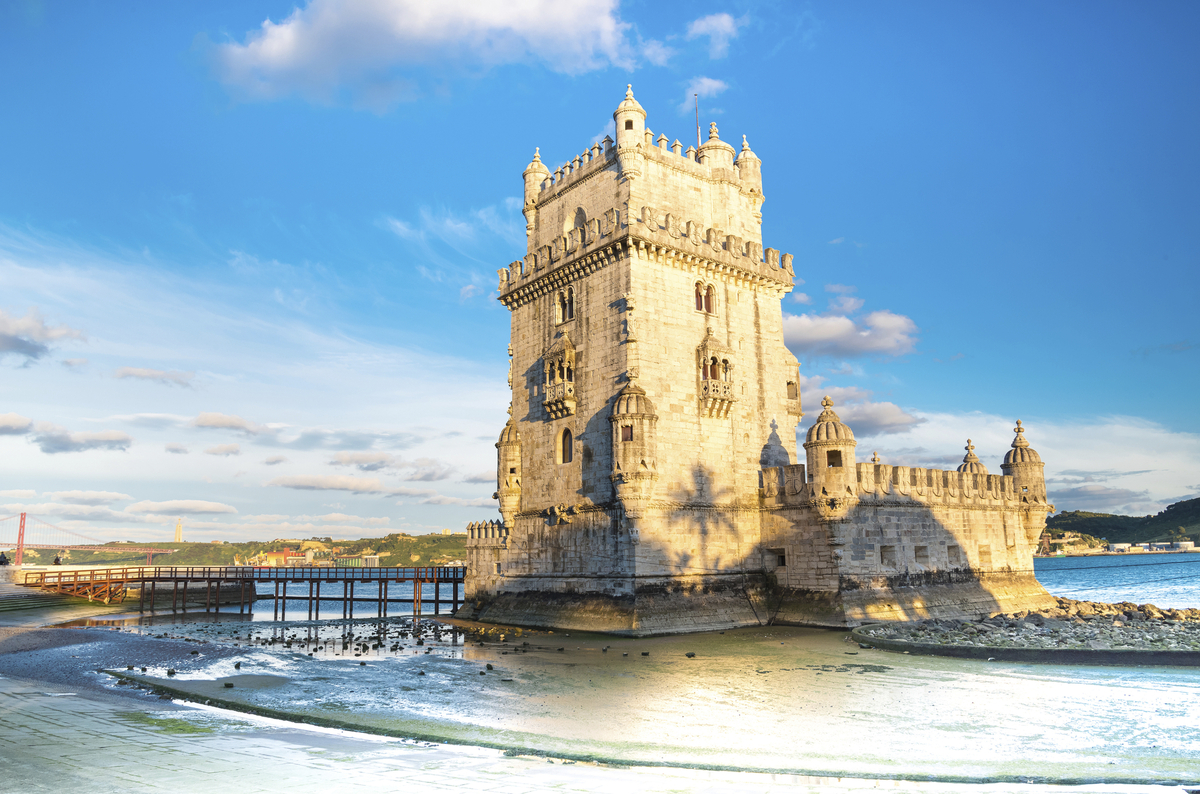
[17,565,465,619]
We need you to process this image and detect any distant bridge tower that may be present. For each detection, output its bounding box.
[174,518,183,544]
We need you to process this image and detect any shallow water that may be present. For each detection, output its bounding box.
[1035,553,1200,608]
[88,616,1200,785]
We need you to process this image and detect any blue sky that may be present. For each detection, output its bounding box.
[1,0,1198,544]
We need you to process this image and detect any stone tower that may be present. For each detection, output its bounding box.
[465,86,1055,633]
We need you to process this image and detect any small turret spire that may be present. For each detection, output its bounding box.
[708,122,720,140]
[871,451,880,464]
[626,83,634,100]
[1011,420,1029,448]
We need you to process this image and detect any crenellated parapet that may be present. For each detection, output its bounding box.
[466,520,508,548]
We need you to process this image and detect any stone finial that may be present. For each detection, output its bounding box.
[626,84,634,100]
[962,439,980,463]
[742,135,749,151]
[708,122,720,140]
[821,395,834,410]
[1011,420,1029,448]
[533,147,541,162]
[871,451,880,464]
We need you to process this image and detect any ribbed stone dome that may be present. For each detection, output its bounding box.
[1003,420,1042,465]
[805,396,855,444]
[523,147,549,178]
[613,381,655,416]
[613,84,646,119]
[956,439,989,474]
[496,418,520,447]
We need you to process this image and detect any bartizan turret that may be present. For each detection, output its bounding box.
[803,396,858,520]
[1001,420,1048,503]
[956,439,989,474]
[613,84,647,182]
[494,417,522,529]
[522,149,550,238]
[610,379,658,541]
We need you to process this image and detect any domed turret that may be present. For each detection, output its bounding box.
[805,396,856,445]
[494,417,522,527]
[803,396,858,504]
[1001,420,1047,503]
[956,439,989,474]
[697,122,736,171]
[522,148,551,236]
[734,134,762,191]
[613,84,647,151]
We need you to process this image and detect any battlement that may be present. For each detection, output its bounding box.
[761,461,1049,511]
[465,520,508,548]
[497,204,793,307]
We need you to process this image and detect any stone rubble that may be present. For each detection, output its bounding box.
[859,597,1200,651]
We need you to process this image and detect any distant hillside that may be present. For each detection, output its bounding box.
[1047,496,1200,544]
[38,532,469,567]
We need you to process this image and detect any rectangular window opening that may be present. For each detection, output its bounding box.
[947,545,963,566]
[977,545,992,568]
[914,545,929,565]
[827,450,843,468]
[880,545,897,567]
[494,562,502,575]
[621,425,633,442]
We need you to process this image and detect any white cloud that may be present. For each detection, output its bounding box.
[264,455,287,465]
[0,490,36,498]
[29,422,132,454]
[191,412,272,436]
[825,284,857,294]
[298,512,391,525]
[791,293,813,305]
[784,310,918,358]
[827,296,865,314]
[0,413,32,435]
[0,502,162,524]
[421,494,495,507]
[642,39,673,66]
[270,474,395,494]
[205,443,241,457]
[115,366,195,388]
[329,451,455,480]
[211,0,634,112]
[46,490,132,506]
[461,471,496,484]
[679,76,729,114]
[0,307,84,362]
[61,358,88,368]
[798,375,924,437]
[685,12,747,58]
[126,500,239,515]
[165,443,189,454]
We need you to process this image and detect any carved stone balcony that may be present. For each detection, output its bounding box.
[699,379,736,418]
[544,381,576,419]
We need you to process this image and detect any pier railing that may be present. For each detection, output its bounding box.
[17,565,466,618]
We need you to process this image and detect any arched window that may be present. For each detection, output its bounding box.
[565,365,573,383]
[565,287,574,320]
[559,428,574,464]
[721,359,730,381]
[704,285,715,314]
[695,283,704,311]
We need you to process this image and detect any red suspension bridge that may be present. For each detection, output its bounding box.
[0,513,176,565]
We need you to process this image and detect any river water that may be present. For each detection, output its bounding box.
[79,556,1200,785]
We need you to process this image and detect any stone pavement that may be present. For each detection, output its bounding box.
[0,674,1184,794]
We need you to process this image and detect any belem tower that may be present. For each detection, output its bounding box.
[460,86,1056,635]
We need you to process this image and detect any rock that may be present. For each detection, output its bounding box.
[166,669,176,676]
[224,682,234,688]
[486,663,494,670]
[641,652,650,656]
[685,652,696,658]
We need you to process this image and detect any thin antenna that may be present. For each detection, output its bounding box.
[695,93,700,151]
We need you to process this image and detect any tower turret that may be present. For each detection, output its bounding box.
[697,122,736,171]
[613,84,647,181]
[522,148,550,238]
[494,417,522,529]
[735,134,763,190]
[803,396,858,498]
[1000,420,1047,502]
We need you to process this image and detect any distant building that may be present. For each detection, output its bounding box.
[1109,543,1131,553]
[1173,541,1195,551]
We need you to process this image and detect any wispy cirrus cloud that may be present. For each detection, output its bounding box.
[115,367,195,388]
[267,474,436,496]
[0,307,84,363]
[126,500,239,515]
[29,422,132,454]
[45,490,132,506]
[205,443,241,457]
[329,451,455,480]
[209,0,634,112]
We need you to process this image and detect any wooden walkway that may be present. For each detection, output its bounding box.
[17,565,466,619]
